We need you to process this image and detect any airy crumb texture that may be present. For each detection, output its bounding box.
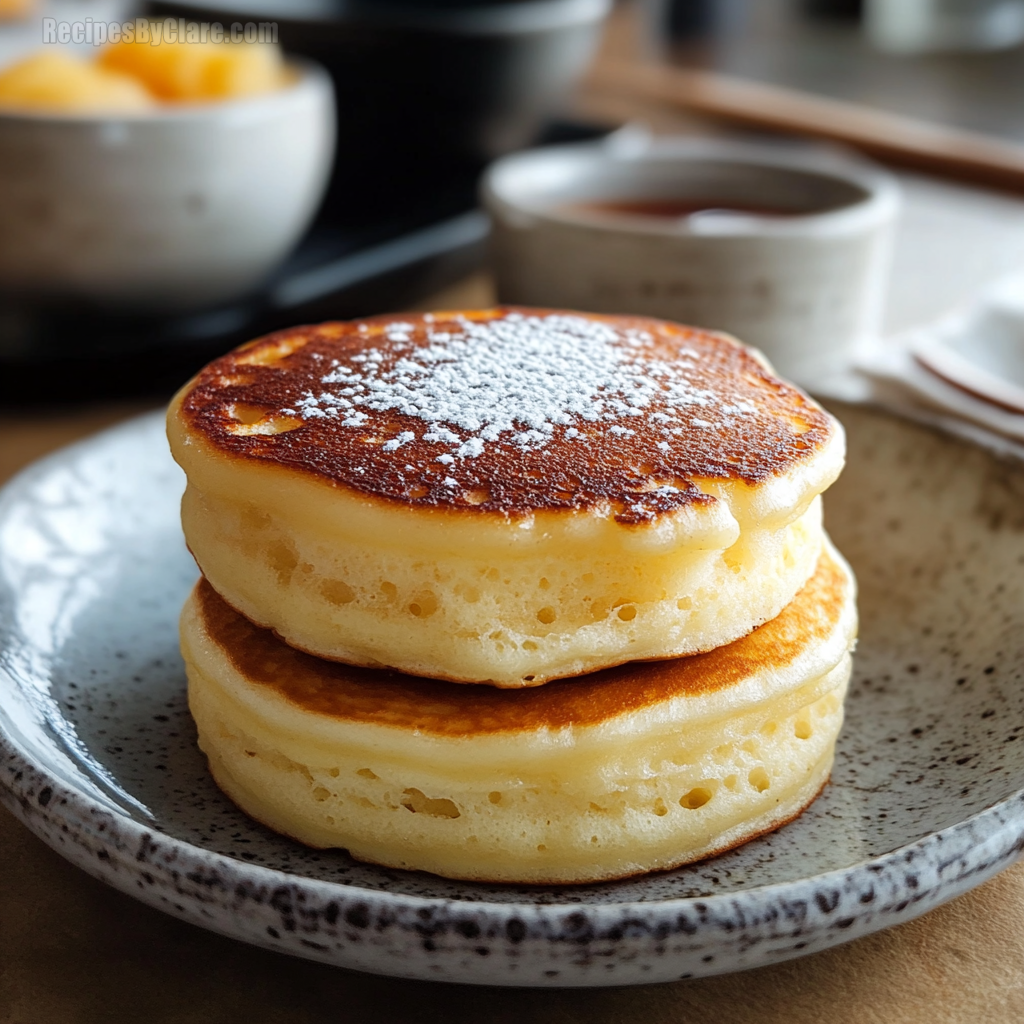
[189,540,853,733]
[177,486,825,685]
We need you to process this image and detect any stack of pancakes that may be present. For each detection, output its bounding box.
[169,308,856,884]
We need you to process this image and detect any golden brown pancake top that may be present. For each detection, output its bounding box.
[196,548,846,735]
[177,308,833,523]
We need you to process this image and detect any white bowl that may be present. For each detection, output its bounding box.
[0,61,335,312]
[482,137,901,385]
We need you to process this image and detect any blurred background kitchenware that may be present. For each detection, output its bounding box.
[0,59,335,312]
[863,0,1024,53]
[6,0,1024,405]
[0,0,614,401]
[147,0,614,226]
[484,136,900,384]
[611,0,1024,194]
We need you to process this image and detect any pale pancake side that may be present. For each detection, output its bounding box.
[184,541,855,757]
[192,542,849,735]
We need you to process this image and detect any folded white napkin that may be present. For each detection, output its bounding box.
[840,269,1024,462]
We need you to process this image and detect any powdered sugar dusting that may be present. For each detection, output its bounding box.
[184,310,835,521]
[291,313,727,462]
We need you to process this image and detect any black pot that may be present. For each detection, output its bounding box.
[146,0,611,224]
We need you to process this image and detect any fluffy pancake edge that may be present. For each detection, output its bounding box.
[179,536,856,760]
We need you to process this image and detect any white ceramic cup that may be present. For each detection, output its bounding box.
[0,60,335,312]
[482,137,901,385]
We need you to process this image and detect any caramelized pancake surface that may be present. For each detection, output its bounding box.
[178,308,834,523]
[194,544,847,736]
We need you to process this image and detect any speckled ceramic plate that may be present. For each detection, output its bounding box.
[2,404,1024,987]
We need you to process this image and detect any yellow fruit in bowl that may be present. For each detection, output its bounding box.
[0,51,156,114]
[98,36,287,103]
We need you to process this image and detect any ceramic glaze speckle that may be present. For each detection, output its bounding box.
[1,405,1024,985]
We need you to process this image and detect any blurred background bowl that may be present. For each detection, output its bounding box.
[0,58,335,312]
[483,136,901,384]
[149,0,613,225]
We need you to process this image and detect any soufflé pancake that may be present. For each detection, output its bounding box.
[181,538,856,884]
[170,307,857,884]
[168,308,844,687]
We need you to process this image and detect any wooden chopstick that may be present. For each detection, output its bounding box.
[592,61,1024,194]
